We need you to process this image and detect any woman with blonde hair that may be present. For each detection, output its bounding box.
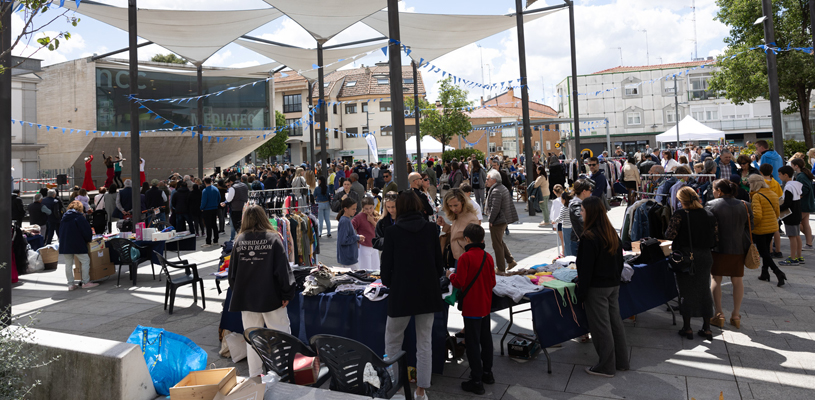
[665,186,718,341]
[747,174,785,285]
[436,189,480,266]
[229,204,295,377]
[305,169,317,192]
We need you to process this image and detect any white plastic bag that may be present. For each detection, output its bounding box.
[26,249,44,273]
[224,332,247,363]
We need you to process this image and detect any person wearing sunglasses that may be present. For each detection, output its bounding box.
[586,157,608,199]
[409,172,435,221]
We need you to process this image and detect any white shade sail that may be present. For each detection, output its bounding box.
[103,60,283,78]
[262,0,387,42]
[362,9,560,63]
[236,39,386,80]
[386,135,454,155]
[65,1,284,63]
[655,115,725,142]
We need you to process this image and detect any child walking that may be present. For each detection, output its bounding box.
[779,165,802,271]
[336,197,364,268]
[552,187,573,257]
[447,224,496,395]
[353,197,379,269]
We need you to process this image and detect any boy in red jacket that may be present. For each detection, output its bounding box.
[446,223,496,395]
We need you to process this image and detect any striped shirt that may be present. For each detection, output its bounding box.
[555,201,571,228]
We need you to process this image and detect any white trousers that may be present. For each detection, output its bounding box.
[241,308,291,377]
[358,245,380,270]
[63,253,90,286]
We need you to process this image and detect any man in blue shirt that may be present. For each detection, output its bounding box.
[751,140,783,183]
[200,177,221,246]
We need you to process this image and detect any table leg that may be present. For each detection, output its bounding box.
[542,347,552,374]
[665,302,676,325]
[500,306,515,356]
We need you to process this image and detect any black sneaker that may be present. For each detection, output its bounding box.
[461,379,485,395]
[772,252,784,259]
[481,371,495,385]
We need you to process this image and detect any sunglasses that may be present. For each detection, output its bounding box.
[587,163,598,167]
[423,178,429,181]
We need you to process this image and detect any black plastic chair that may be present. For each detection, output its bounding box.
[310,334,412,400]
[153,251,205,314]
[107,238,156,286]
[243,328,330,387]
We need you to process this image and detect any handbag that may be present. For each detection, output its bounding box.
[668,210,695,275]
[443,243,456,270]
[453,252,487,311]
[744,201,761,269]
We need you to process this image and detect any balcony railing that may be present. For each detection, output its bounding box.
[700,118,774,131]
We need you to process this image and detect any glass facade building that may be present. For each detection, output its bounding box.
[96,67,269,132]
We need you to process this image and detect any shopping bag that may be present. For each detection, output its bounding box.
[127,325,208,396]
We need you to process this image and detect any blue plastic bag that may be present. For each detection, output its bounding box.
[127,325,208,395]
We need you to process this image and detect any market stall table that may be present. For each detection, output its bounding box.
[491,258,678,372]
[164,233,196,259]
[220,289,450,374]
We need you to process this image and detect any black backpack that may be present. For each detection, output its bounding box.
[471,171,481,189]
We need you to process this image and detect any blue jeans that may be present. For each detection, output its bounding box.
[562,227,573,256]
[317,201,331,236]
[175,213,192,232]
[570,240,579,257]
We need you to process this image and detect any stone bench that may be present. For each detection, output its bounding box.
[22,328,156,400]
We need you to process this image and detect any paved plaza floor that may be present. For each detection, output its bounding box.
[10,199,815,400]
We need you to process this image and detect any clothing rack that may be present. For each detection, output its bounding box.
[248,187,313,215]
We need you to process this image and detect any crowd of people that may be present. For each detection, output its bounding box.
[22,137,815,396]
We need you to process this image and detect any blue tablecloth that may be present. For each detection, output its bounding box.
[26,235,44,251]
[220,290,449,374]
[498,258,678,349]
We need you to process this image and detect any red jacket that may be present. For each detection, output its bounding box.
[450,244,496,317]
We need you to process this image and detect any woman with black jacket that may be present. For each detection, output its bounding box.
[665,186,719,341]
[576,196,628,378]
[547,155,566,199]
[189,184,204,236]
[381,191,444,400]
[229,204,295,377]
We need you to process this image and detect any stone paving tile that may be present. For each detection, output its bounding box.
[628,347,735,381]
[428,374,509,400]
[686,376,742,400]
[463,357,574,392]
[747,381,815,400]
[503,385,617,400]
[564,370,687,400]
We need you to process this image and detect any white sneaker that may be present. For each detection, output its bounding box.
[82,282,100,289]
[68,284,79,291]
[414,390,428,400]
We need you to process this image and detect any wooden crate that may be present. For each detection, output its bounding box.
[170,368,237,400]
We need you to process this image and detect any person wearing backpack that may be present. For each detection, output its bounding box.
[446,223,496,394]
[470,159,487,210]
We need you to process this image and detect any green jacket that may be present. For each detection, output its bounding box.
[795,172,815,213]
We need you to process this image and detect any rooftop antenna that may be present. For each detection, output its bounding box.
[691,0,698,60]
[639,30,649,65]
[610,47,623,66]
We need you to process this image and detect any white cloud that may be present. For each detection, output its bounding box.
[399,1,415,13]
[203,50,233,66]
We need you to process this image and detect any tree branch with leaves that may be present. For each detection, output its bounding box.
[256,111,289,162]
[0,0,81,75]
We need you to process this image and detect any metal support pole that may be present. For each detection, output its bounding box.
[810,0,815,66]
[1,1,13,326]
[318,43,328,179]
[674,76,680,149]
[412,60,421,171]
[197,64,204,179]
[129,0,141,222]
[387,0,407,190]
[567,1,581,167]
[516,0,535,216]
[761,0,784,157]
[308,82,315,167]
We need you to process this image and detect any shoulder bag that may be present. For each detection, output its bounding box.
[744,201,761,270]
[454,252,487,311]
[668,210,695,275]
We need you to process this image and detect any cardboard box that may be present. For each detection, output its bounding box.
[73,248,115,281]
[142,228,156,241]
[213,377,264,400]
[630,240,672,256]
[170,368,237,400]
[88,239,105,253]
[293,353,320,386]
[38,247,59,270]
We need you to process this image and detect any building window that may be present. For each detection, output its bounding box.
[362,126,369,136]
[489,143,496,153]
[362,103,368,113]
[689,76,718,100]
[283,94,302,113]
[285,118,303,136]
[333,104,337,114]
[692,110,704,121]
[345,103,357,114]
[666,109,680,123]
[706,110,718,120]
[404,77,414,84]
[346,81,357,87]
[334,128,339,139]
[324,82,330,88]
[622,78,642,98]
[627,112,641,125]
[490,131,496,137]
[546,141,551,150]
[380,126,392,136]
[345,127,358,138]
[624,84,639,96]
[376,76,389,85]
[380,102,392,112]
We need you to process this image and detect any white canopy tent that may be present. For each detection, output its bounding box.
[262,0,387,42]
[65,0,284,63]
[235,39,386,80]
[386,136,454,155]
[655,115,725,143]
[362,9,559,63]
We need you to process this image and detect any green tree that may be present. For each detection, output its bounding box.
[151,53,187,64]
[709,0,815,148]
[256,111,289,161]
[407,77,472,158]
[0,0,81,75]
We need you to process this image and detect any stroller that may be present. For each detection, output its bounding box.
[91,209,108,234]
